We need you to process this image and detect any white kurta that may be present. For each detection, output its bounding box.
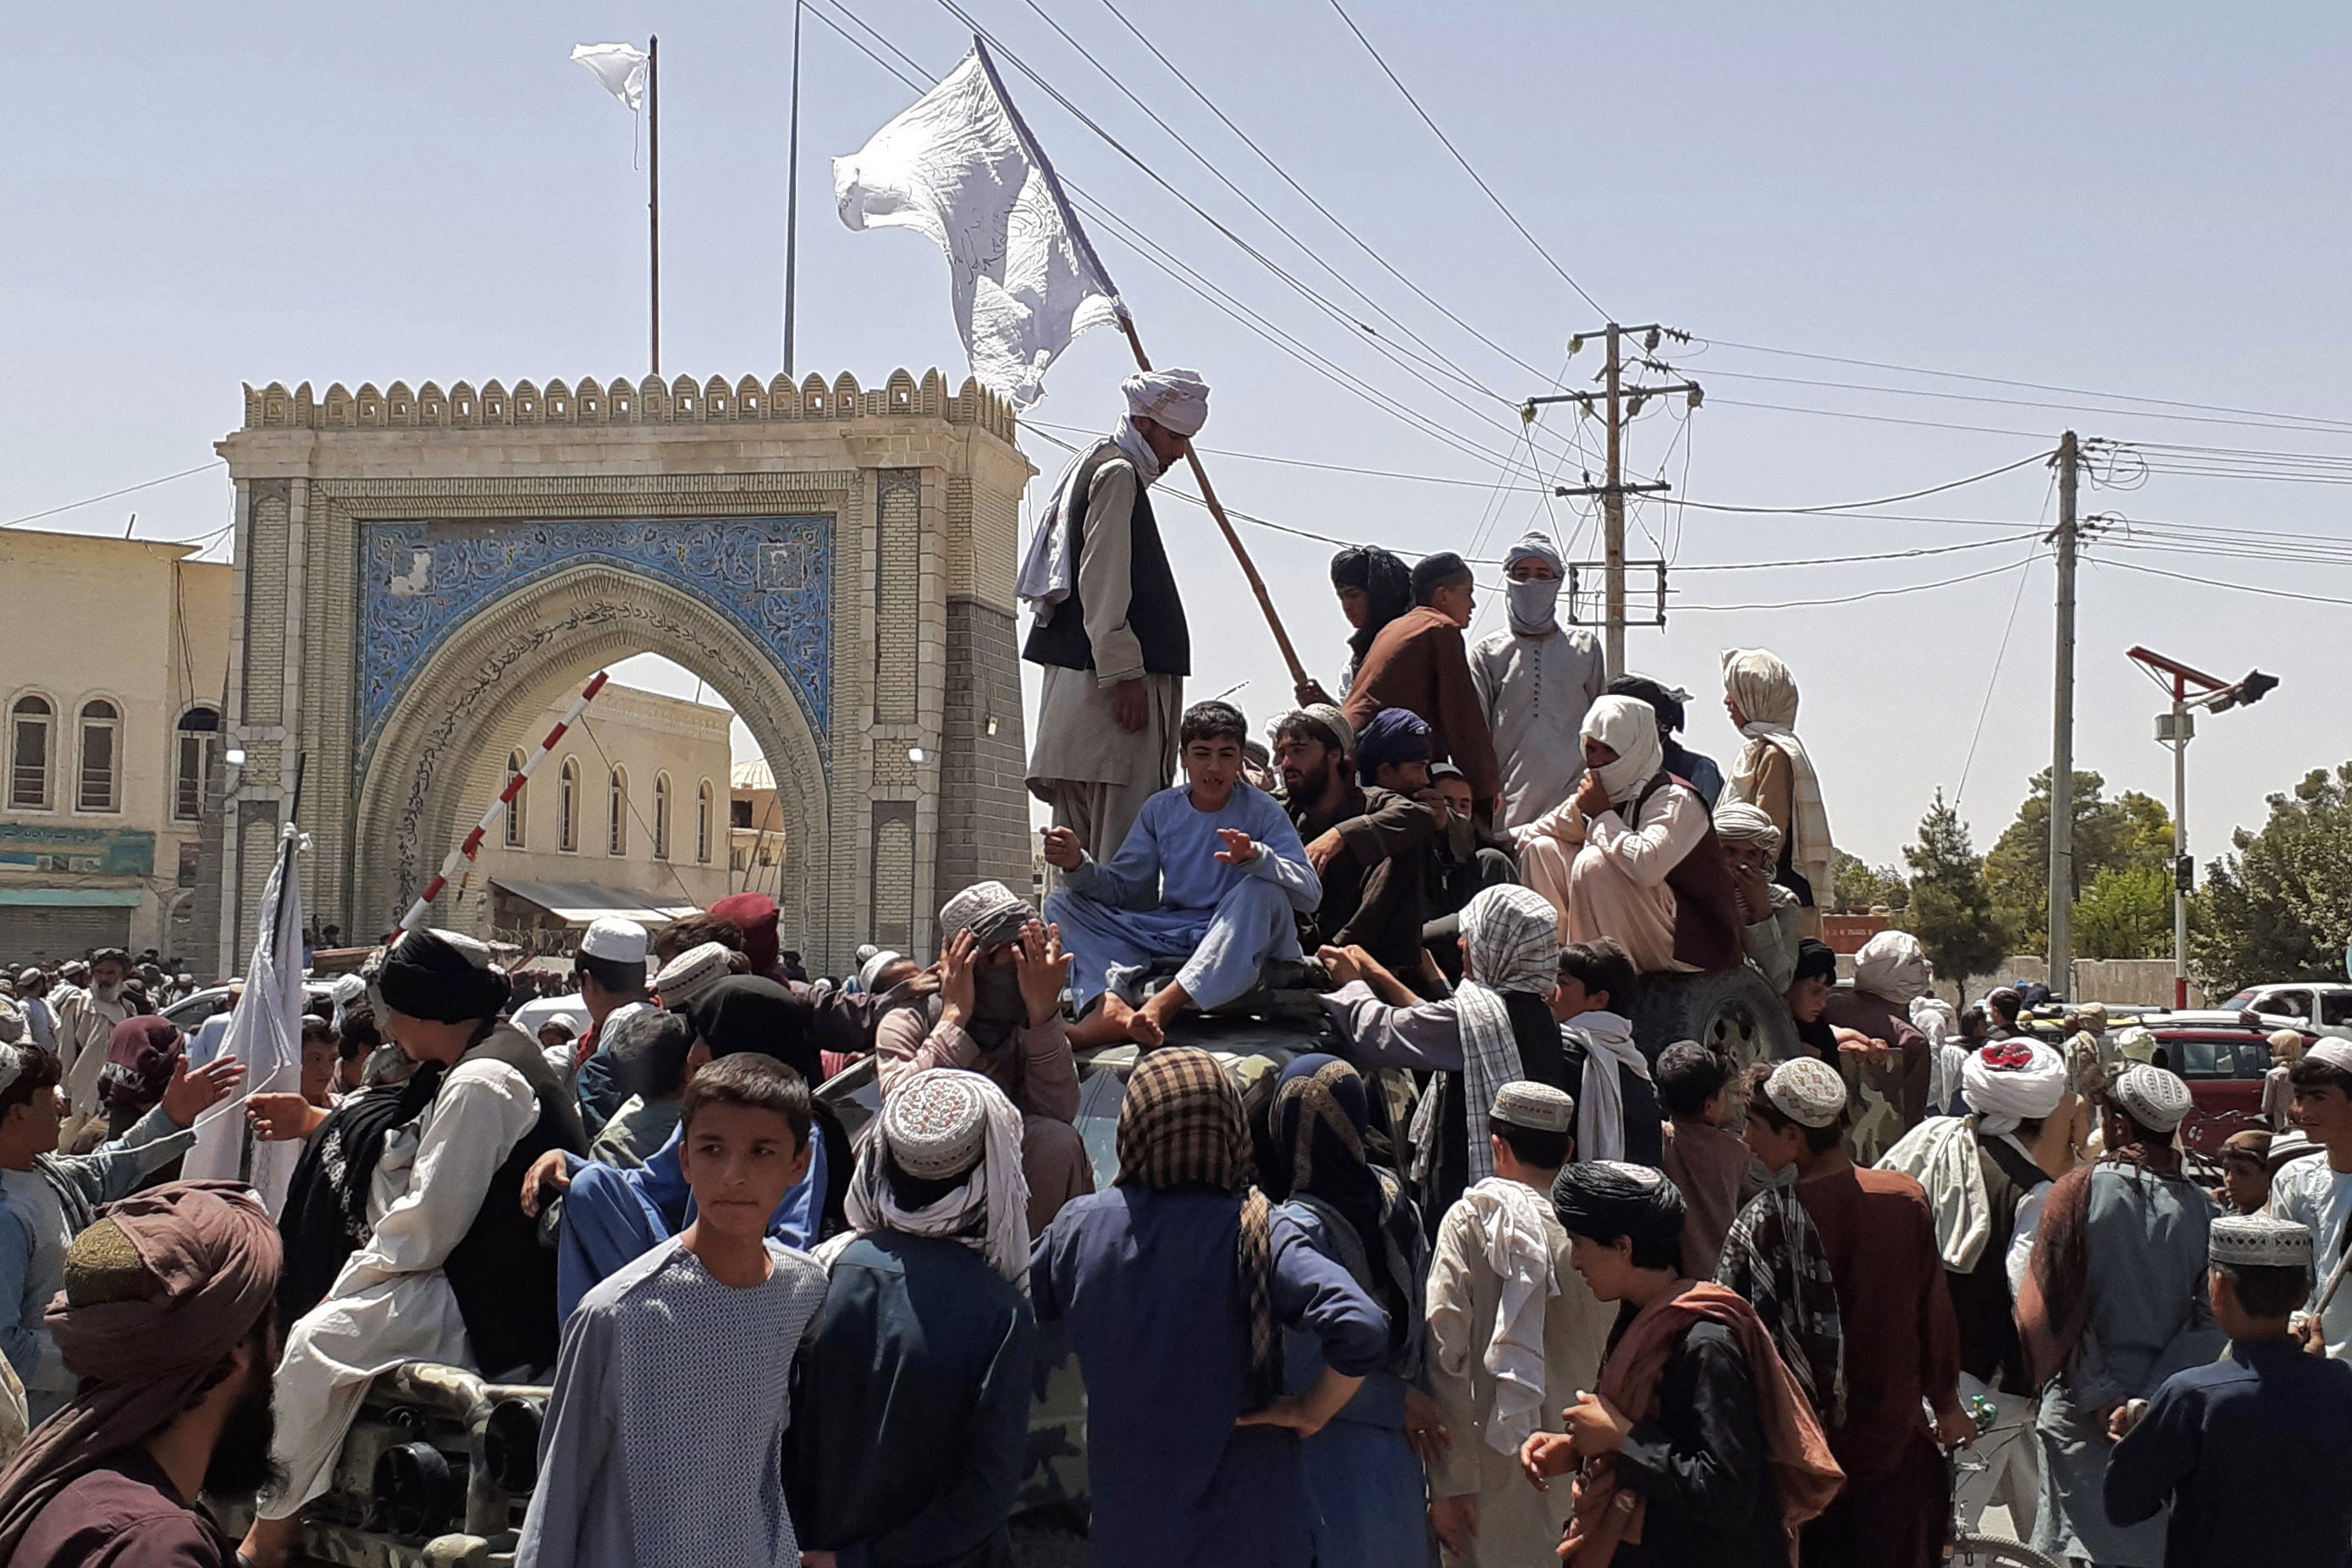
[1514,781,1707,974]
[262,1048,542,1518]
[1468,623,1608,831]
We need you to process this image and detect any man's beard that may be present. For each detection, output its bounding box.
[91,982,122,1004]
[202,1374,284,1501]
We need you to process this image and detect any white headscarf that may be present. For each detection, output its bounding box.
[1579,695,1666,807]
[822,1068,1032,1292]
[1712,800,1785,859]
[1123,367,1211,437]
[1459,1175,1562,1455]
[1853,930,1931,1004]
[1961,1039,2069,1137]
[1504,530,1565,636]
[1720,648,1835,902]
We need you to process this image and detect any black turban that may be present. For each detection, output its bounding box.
[1792,938,1839,986]
[1354,707,1433,787]
[378,929,511,1024]
[684,975,818,1085]
[1551,1159,1687,1245]
[1606,673,1687,735]
[1410,550,1472,605]
[1331,547,1415,670]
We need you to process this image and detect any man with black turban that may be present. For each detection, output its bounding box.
[244,929,584,1568]
[1524,1162,1843,1568]
[1340,552,1501,812]
[1297,545,1413,706]
[0,1182,284,1567]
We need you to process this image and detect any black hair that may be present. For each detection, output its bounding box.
[576,952,648,997]
[338,1007,382,1063]
[1559,939,1638,1013]
[300,1017,338,1052]
[1488,1117,1571,1172]
[1741,1062,1845,1152]
[2289,1056,2352,1099]
[1270,712,1348,759]
[0,1048,63,1118]
[1791,939,1839,987]
[1179,700,1250,750]
[1556,1215,1681,1272]
[1605,673,1686,734]
[680,1052,812,1151]
[1987,989,2023,1023]
[1655,1041,1731,1118]
[610,1011,698,1101]
[1410,551,1474,605]
[1958,1005,1990,1042]
[2215,1259,2311,1320]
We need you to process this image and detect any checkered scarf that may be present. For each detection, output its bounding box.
[1449,886,1562,1185]
[1715,1179,1847,1429]
[1117,1047,1279,1407]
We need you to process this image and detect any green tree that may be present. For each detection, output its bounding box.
[1983,769,2176,952]
[2192,762,2352,995]
[1830,849,1908,914]
[1902,791,2005,992]
[2073,863,2174,960]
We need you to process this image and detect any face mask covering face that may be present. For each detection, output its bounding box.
[1506,574,1560,634]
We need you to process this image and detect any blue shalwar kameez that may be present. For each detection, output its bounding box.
[1043,782,1320,1013]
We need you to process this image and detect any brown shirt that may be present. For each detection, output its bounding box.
[12,1450,234,1568]
[1663,1116,1765,1280]
[1342,606,1501,805]
[873,1006,1082,1123]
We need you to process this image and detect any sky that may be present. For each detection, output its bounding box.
[8,0,2352,874]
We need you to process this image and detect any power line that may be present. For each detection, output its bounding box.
[4,461,226,530]
[1672,554,2040,612]
[1321,0,1607,318]
[1687,364,2352,439]
[1668,450,2051,515]
[2085,554,2352,608]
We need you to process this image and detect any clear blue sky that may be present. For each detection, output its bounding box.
[9,0,2350,872]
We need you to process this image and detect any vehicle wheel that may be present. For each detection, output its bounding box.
[1946,1533,2064,1568]
[1626,966,1800,1074]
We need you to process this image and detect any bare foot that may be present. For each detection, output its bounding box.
[1126,1005,1167,1050]
[1065,993,1136,1050]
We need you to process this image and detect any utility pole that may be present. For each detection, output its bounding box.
[2048,430,2079,999]
[782,0,803,378]
[1525,324,1697,673]
[649,34,661,377]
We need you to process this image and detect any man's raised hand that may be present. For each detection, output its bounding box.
[1016,920,1071,1028]
[938,930,980,1030]
[1041,825,1082,871]
[1212,828,1261,866]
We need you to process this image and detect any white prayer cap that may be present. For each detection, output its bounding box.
[1764,1057,1848,1129]
[1712,801,1784,858]
[1491,1079,1575,1133]
[2112,1063,2194,1134]
[2210,1214,2312,1271]
[1961,1040,2068,1136]
[1124,368,1211,437]
[654,941,734,1010]
[2306,1039,2352,1076]
[1852,930,1931,1004]
[857,949,908,992]
[881,1071,992,1180]
[2113,1025,2158,1063]
[578,916,649,964]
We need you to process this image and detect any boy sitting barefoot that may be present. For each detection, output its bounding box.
[1045,700,1321,1048]
[518,1054,830,1568]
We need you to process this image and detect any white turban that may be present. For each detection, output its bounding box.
[1961,1040,2068,1137]
[1580,694,1665,807]
[1712,800,1784,859]
[1852,930,1931,1003]
[1124,368,1211,438]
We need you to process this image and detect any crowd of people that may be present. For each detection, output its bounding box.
[0,370,2348,1568]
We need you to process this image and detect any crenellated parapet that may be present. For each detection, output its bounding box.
[239,368,1017,443]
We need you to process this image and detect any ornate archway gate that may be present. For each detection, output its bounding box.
[205,369,1034,978]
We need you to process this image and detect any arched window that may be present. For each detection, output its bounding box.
[174,708,219,822]
[504,752,527,848]
[697,780,714,864]
[608,767,628,856]
[77,699,119,813]
[653,773,671,859]
[8,696,52,810]
[558,759,580,853]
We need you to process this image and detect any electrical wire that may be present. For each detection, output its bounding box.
[4,461,226,530]
[1671,555,2041,612]
[1686,365,2352,439]
[2084,555,2352,608]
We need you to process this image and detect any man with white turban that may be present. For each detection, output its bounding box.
[1020,369,1212,861]
[1509,695,1743,975]
[1877,1038,2076,1536]
[1467,530,1608,831]
[1714,800,1803,991]
[1825,929,1934,1155]
[1720,648,1835,936]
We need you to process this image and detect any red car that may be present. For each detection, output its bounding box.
[2130,1015,2315,1155]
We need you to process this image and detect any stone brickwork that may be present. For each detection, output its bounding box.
[212,368,1033,976]
[935,599,1031,912]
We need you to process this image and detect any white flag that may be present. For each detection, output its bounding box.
[571,42,649,111]
[179,823,307,1217]
[834,41,1124,410]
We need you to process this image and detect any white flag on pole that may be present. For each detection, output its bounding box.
[179,823,307,1217]
[571,42,650,111]
[834,41,1124,410]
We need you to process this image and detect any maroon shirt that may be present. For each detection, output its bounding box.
[11,1451,234,1568]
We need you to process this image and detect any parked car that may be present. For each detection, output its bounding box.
[2116,1012,2314,1155]
[162,981,340,1036]
[2219,981,2352,1037]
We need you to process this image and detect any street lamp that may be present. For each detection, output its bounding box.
[2126,646,2278,1009]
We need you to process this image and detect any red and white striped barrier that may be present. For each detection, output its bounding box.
[398,670,611,932]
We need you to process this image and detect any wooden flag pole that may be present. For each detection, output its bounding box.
[1117,316,1311,691]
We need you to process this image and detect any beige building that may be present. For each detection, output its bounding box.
[0,527,233,963]
[459,683,733,952]
[728,756,788,900]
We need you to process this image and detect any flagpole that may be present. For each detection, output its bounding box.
[782,0,803,378]
[1115,317,1310,688]
[649,34,661,377]
[240,751,305,1185]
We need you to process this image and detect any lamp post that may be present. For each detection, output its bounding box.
[2126,646,2278,1009]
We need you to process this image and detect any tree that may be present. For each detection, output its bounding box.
[1830,850,1908,914]
[1902,791,2005,994]
[2073,864,2174,961]
[1983,769,2176,952]
[2193,762,2352,996]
